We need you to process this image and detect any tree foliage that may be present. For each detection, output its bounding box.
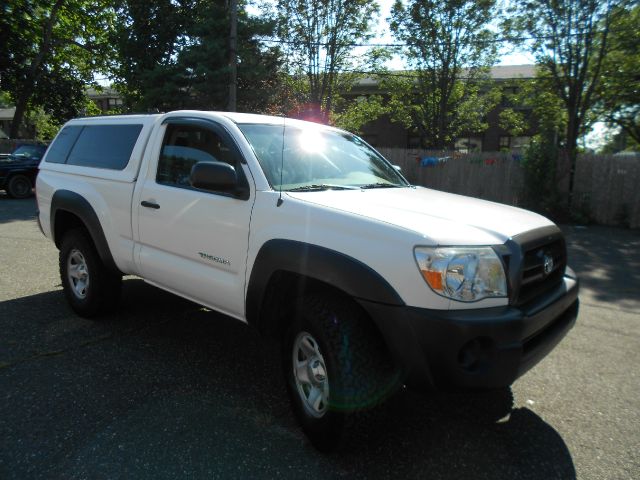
[275,0,379,120]
[499,74,568,217]
[499,74,567,140]
[505,0,622,201]
[0,0,114,137]
[332,93,388,134]
[389,0,499,148]
[0,91,13,109]
[596,2,640,144]
[111,0,284,113]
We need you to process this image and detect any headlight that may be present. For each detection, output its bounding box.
[414,247,507,302]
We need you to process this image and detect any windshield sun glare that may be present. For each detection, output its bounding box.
[238,123,408,192]
[298,129,325,153]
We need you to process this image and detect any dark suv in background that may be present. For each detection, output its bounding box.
[0,144,47,198]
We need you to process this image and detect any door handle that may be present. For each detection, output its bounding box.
[141,200,160,209]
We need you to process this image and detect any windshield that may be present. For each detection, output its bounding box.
[10,145,46,160]
[238,124,408,191]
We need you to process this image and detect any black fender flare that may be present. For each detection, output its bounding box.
[51,189,120,274]
[6,168,35,176]
[246,239,404,329]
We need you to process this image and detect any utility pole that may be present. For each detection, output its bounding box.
[227,0,237,112]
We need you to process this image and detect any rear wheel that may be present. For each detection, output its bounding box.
[59,228,122,318]
[6,175,33,199]
[283,292,399,451]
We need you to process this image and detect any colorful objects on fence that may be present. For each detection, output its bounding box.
[418,156,450,167]
[484,157,497,166]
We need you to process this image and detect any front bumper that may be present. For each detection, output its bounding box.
[358,268,579,390]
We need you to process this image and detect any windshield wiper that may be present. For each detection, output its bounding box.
[359,182,404,189]
[286,184,359,192]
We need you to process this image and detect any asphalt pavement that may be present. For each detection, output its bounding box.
[0,195,638,479]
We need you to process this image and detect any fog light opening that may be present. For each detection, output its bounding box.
[458,337,495,373]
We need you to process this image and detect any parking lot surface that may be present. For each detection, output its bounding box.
[1,196,638,479]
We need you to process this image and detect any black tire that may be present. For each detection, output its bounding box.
[283,292,399,451]
[6,175,33,199]
[59,228,122,318]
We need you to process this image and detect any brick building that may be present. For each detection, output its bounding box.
[87,87,124,113]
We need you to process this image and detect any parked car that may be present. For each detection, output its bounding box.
[0,144,47,198]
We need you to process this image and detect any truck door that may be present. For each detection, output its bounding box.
[134,117,254,320]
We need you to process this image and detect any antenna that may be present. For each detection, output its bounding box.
[277,116,285,207]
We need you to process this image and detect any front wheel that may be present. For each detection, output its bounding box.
[283,292,399,451]
[6,174,33,199]
[59,228,122,318]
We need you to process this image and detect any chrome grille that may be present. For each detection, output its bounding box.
[516,237,566,306]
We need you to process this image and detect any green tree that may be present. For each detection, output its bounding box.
[0,0,114,137]
[0,92,12,108]
[275,0,379,120]
[505,0,622,204]
[111,0,283,113]
[389,0,499,148]
[596,3,640,144]
[499,74,568,216]
[499,74,567,141]
[109,0,185,110]
[332,93,388,133]
[600,129,640,154]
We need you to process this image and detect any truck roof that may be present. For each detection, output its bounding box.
[70,111,339,131]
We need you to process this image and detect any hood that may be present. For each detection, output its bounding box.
[286,186,554,245]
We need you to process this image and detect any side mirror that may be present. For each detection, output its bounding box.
[190,161,237,192]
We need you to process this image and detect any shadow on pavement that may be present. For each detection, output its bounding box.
[0,279,575,479]
[0,194,37,224]
[564,225,640,309]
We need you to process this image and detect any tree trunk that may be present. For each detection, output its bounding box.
[558,112,580,209]
[9,0,65,138]
[227,0,237,112]
[565,128,579,209]
[9,94,30,138]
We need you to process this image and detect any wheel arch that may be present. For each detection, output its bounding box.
[51,189,121,275]
[246,239,404,337]
[6,168,37,179]
[6,173,35,197]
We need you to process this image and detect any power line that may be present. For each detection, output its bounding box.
[254,31,607,48]
[300,68,640,81]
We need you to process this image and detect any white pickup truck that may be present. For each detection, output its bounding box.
[36,111,579,450]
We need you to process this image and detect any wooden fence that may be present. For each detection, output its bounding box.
[377,148,640,229]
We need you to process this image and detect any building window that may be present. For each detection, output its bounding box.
[107,98,123,108]
[499,135,530,152]
[512,136,531,150]
[455,137,483,153]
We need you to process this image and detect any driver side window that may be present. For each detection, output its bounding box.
[157,124,238,189]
